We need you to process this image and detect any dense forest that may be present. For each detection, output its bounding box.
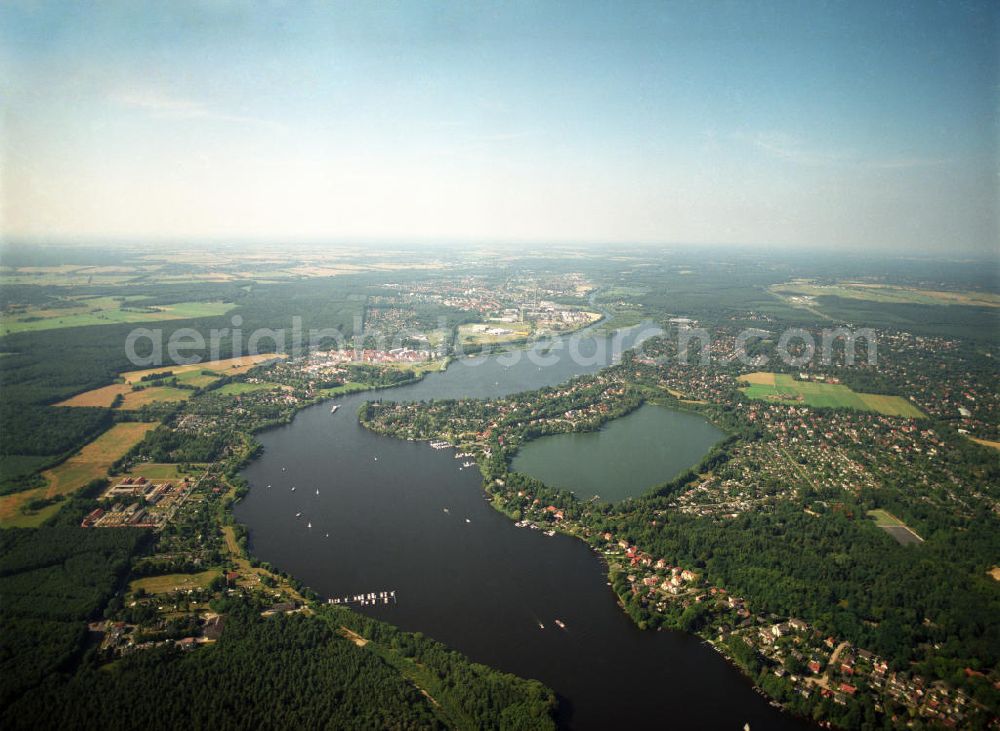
[2,590,556,730]
[4,607,443,730]
[0,527,149,708]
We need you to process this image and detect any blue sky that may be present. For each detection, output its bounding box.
[2,1,996,253]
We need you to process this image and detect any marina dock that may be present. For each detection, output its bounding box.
[328,590,397,607]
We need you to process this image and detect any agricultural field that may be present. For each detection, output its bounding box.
[173,370,222,388]
[129,569,222,595]
[0,264,159,286]
[0,422,157,526]
[739,373,925,418]
[122,354,282,383]
[771,280,1000,308]
[119,386,194,409]
[59,359,283,409]
[0,296,235,335]
[56,383,133,408]
[867,509,924,546]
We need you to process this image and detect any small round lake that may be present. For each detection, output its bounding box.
[511,404,724,502]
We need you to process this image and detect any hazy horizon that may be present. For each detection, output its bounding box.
[2,1,997,255]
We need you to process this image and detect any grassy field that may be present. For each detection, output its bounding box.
[216,381,283,396]
[591,308,642,333]
[739,373,925,418]
[129,569,221,595]
[0,501,65,528]
[740,372,775,386]
[377,359,443,375]
[320,381,373,397]
[855,393,926,418]
[0,299,235,335]
[0,422,157,525]
[173,370,222,388]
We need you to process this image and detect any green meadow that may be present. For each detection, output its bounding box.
[740,373,924,418]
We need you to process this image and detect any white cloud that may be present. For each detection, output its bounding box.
[752,132,849,166]
[110,88,284,130]
[748,131,949,170]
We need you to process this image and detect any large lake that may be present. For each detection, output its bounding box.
[236,324,813,730]
[511,404,724,502]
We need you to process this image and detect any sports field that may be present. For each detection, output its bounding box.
[739,373,924,418]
